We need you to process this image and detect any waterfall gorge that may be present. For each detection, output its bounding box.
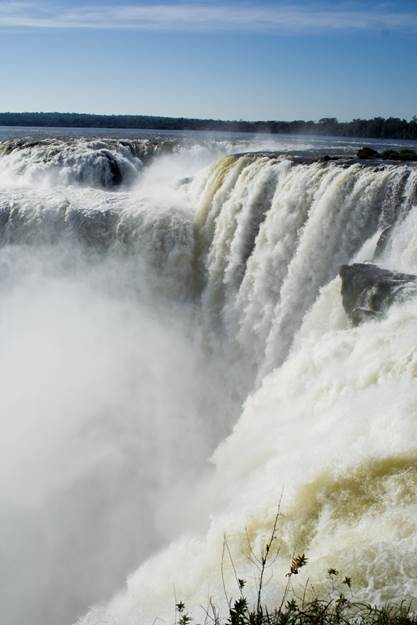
[1,135,417,625]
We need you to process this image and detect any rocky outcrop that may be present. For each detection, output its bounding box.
[357,146,417,162]
[339,263,417,325]
[357,147,380,159]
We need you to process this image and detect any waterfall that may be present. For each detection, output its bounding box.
[192,155,417,381]
[1,137,417,625]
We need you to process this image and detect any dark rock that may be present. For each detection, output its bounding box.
[357,147,380,159]
[99,150,123,186]
[339,263,417,325]
[357,147,417,162]
[399,149,417,161]
[380,148,417,162]
[374,225,393,257]
[381,149,400,160]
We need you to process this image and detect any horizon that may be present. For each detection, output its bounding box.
[1,0,416,121]
[1,111,417,125]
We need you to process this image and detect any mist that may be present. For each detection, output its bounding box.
[1,133,417,625]
[0,241,241,624]
[0,134,246,624]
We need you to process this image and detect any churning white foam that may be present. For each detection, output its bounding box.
[0,138,417,625]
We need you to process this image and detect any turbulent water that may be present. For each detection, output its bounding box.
[1,131,417,625]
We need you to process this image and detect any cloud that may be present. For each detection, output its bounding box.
[0,1,416,32]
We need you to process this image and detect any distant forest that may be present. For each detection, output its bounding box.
[1,112,417,140]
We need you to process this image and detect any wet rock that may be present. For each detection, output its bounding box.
[357,146,417,162]
[374,226,393,257]
[381,148,417,162]
[339,263,417,325]
[357,147,380,159]
[105,151,123,186]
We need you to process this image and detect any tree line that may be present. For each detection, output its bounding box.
[1,112,417,140]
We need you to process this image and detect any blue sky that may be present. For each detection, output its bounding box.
[1,0,417,120]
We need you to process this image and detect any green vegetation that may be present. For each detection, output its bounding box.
[175,589,416,625]
[1,113,417,140]
[173,514,417,625]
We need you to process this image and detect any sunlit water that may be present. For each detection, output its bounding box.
[1,128,417,625]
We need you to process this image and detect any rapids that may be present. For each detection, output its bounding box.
[1,134,417,625]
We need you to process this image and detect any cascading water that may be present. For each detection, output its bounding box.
[1,134,417,625]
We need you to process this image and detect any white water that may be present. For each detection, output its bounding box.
[0,136,417,625]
